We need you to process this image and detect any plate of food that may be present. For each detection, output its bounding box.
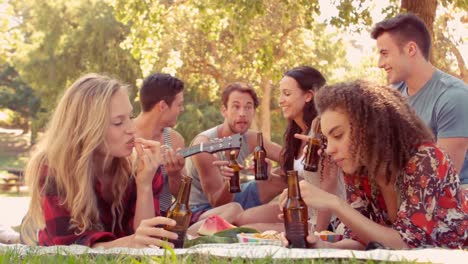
[237,230,283,245]
[314,230,343,242]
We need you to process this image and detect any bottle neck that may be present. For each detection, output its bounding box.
[287,171,301,198]
[176,178,192,205]
[257,133,263,147]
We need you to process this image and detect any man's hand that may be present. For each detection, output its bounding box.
[162,145,185,175]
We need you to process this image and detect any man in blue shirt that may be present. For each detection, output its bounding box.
[371,13,468,185]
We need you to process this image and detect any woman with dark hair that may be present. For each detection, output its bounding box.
[233,66,343,233]
[280,80,468,249]
[278,66,343,231]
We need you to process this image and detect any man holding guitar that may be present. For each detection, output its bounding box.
[186,82,286,226]
[134,74,247,233]
[134,73,187,216]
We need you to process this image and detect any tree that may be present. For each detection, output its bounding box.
[113,0,351,141]
[330,0,467,80]
[0,64,41,134]
[6,0,142,134]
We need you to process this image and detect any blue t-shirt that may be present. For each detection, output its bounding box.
[397,69,468,184]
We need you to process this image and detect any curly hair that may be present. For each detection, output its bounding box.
[280,66,326,173]
[314,80,434,183]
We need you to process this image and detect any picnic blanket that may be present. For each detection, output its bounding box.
[0,242,466,263]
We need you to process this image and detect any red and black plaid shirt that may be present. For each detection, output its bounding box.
[38,168,163,247]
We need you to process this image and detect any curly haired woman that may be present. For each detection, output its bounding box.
[20,74,179,248]
[280,80,468,249]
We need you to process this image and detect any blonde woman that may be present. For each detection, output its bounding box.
[21,74,178,248]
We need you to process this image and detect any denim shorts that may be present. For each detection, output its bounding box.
[190,181,262,215]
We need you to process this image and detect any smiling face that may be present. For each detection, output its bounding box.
[100,88,136,158]
[320,109,360,174]
[376,32,412,85]
[278,76,312,123]
[222,90,255,134]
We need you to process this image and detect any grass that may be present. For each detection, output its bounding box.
[0,248,418,264]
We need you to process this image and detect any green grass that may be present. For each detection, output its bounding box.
[0,249,417,264]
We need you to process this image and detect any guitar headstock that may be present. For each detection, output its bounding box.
[203,133,242,154]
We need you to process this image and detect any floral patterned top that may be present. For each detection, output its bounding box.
[343,143,468,249]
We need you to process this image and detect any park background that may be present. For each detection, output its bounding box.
[0,1,467,262]
[0,0,466,220]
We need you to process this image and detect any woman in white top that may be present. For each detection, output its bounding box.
[277,66,343,231]
[232,66,343,232]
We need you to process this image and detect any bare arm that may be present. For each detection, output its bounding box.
[279,181,408,249]
[315,156,338,232]
[133,138,161,229]
[263,137,282,162]
[330,196,407,249]
[437,137,468,173]
[191,135,233,207]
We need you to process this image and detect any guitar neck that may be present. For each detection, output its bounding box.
[177,145,202,158]
[176,133,242,158]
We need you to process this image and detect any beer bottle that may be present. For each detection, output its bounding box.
[253,132,268,180]
[303,122,322,172]
[283,170,309,248]
[227,151,241,193]
[164,176,192,248]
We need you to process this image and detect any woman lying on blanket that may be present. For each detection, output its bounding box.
[280,80,468,249]
[21,74,179,248]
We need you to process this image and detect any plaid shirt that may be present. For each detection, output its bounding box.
[38,168,163,247]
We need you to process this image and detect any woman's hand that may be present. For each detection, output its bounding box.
[278,180,338,210]
[132,216,178,248]
[135,138,162,185]
[299,180,338,210]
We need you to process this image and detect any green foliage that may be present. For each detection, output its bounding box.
[6,0,141,132]
[0,64,41,132]
[112,0,350,141]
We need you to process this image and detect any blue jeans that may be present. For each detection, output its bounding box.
[190,181,262,214]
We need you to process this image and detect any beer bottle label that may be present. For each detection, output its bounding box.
[285,222,308,248]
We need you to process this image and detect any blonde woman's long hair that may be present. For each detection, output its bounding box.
[23,73,133,235]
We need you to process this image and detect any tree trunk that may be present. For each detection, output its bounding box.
[400,0,438,63]
[258,77,273,140]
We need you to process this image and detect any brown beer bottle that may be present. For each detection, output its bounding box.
[303,122,322,172]
[164,176,192,248]
[283,170,309,248]
[227,151,241,193]
[253,132,268,180]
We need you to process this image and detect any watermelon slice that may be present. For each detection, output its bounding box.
[197,215,236,236]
